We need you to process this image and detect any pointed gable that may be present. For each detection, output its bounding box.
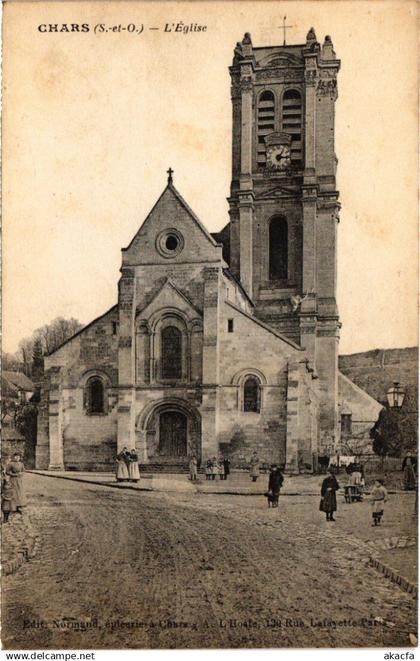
[122,183,224,266]
[136,278,202,322]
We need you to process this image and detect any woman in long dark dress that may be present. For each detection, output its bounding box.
[320,468,340,521]
[267,464,284,508]
[222,457,230,481]
[402,454,416,491]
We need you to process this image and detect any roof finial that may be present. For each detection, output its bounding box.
[306,27,317,46]
[167,167,174,185]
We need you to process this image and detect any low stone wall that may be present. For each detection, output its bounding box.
[367,536,417,597]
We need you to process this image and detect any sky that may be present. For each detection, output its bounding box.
[3,0,418,355]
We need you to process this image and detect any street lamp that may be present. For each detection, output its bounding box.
[386,381,406,409]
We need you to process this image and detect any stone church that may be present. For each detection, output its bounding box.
[36,28,381,472]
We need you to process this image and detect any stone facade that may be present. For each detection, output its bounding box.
[36,307,119,471]
[228,29,341,451]
[37,28,381,472]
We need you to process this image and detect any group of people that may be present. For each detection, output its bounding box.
[115,447,140,482]
[1,452,25,523]
[203,456,231,481]
[1,444,413,532]
[320,468,389,526]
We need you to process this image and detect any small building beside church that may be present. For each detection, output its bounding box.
[36,28,382,472]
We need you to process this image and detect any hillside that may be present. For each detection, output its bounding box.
[339,346,418,409]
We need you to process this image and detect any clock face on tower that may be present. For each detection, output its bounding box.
[266,144,291,171]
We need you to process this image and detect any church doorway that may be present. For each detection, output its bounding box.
[137,399,201,467]
[158,410,187,456]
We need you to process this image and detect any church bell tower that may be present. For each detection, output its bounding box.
[228,27,341,449]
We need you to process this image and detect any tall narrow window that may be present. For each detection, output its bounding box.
[341,413,352,435]
[244,377,261,413]
[269,216,288,281]
[161,326,182,379]
[282,90,303,164]
[257,91,275,168]
[86,377,105,414]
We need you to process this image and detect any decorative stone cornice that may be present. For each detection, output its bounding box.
[316,196,340,213]
[240,77,254,92]
[257,68,303,82]
[238,190,255,208]
[317,77,338,100]
[316,329,340,338]
[304,69,318,86]
[301,185,318,202]
[230,80,241,99]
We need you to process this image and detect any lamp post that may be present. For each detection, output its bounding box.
[374,382,407,472]
[386,381,406,410]
[386,381,417,511]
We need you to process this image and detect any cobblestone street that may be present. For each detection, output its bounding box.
[2,473,417,649]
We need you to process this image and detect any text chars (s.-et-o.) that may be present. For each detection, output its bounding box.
[36,22,208,35]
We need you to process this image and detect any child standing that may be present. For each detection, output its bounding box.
[370,479,388,526]
[2,474,16,523]
[205,459,213,481]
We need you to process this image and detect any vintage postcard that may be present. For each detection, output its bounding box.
[2,0,418,653]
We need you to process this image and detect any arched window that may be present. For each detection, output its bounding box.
[85,376,105,414]
[244,377,261,413]
[269,216,288,281]
[257,91,275,168]
[161,326,182,379]
[282,90,303,164]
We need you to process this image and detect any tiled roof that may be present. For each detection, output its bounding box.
[2,371,35,392]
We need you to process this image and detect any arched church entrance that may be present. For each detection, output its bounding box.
[136,399,201,467]
[159,410,187,456]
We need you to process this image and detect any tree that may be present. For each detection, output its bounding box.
[15,400,39,469]
[2,352,23,371]
[34,317,83,355]
[17,337,35,377]
[14,316,83,376]
[32,337,44,381]
[370,392,418,459]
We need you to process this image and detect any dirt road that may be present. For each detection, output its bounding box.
[2,473,417,649]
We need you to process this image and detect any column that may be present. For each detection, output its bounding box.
[36,370,52,469]
[238,193,255,298]
[201,268,220,460]
[304,60,317,182]
[300,189,318,361]
[48,366,64,470]
[117,267,136,452]
[238,63,255,298]
[285,361,300,474]
[136,323,150,384]
[240,70,253,181]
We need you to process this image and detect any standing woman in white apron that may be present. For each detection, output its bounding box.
[129,449,140,483]
[116,447,130,482]
[6,452,25,513]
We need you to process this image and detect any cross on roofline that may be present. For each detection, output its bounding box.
[279,16,293,46]
[167,167,174,184]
